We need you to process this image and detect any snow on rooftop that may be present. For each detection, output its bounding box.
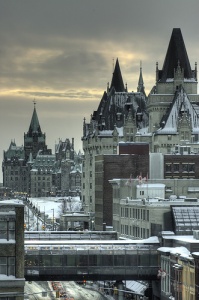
[0,199,23,206]
[158,246,190,257]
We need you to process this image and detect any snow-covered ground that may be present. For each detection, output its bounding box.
[29,196,81,218]
[24,196,82,231]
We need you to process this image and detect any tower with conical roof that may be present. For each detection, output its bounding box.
[81,57,148,226]
[109,58,126,92]
[148,28,197,133]
[137,62,146,97]
[24,102,51,161]
[147,28,199,153]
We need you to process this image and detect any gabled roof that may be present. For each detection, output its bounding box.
[4,141,24,159]
[110,58,125,92]
[157,85,199,134]
[159,28,194,82]
[28,104,42,134]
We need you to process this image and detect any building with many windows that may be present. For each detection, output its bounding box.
[0,200,24,299]
[2,105,82,197]
[82,28,199,231]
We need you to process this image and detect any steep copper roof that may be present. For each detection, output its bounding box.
[110,58,125,92]
[28,104,42,135]
[159,28,193,81]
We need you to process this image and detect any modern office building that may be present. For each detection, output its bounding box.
[110,177,199,239]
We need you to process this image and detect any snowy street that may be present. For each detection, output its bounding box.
[25,281,111,300]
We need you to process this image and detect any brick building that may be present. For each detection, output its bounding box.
[95,143,149,230]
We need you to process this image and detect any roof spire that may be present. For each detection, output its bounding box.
[110,58,125,92]
[137,61,146,96]
[28,101,42,135]
[159,28,193,81]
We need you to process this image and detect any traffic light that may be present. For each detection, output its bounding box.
[83,280,86,286]
[42,225,45,230]
[56,291,60,298]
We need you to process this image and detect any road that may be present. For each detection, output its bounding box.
[25,281,110,300]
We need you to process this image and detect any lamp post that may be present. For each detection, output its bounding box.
[28,207,29,231]
[44,206,46,231]
[51,209,54,231]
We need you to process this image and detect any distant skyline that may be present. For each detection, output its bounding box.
[1,0,199,182]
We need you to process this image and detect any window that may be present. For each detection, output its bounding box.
[189,164,195,172]
[0,220,15,240]
[182,164,188,172]
[0,257,15,276]
[173,163,179,172]
[165,164,171,172]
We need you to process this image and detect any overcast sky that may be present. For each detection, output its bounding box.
[1,0,199,182]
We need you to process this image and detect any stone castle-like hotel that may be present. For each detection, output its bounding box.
[2,28,199,205]
[81,28,199,227]
[2,103,82,198]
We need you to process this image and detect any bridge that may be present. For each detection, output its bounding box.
[24,236,160,282]
[24,230,118,240]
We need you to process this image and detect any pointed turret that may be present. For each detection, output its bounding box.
[110,58,125,92]
[28,102,42,136]
[24,103,51,160]
[137,63,146,96]
[158,28,194,82]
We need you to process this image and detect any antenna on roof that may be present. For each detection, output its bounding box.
[33,99,36,107]
[140,60,142,69]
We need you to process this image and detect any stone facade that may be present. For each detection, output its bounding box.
[2,107,82,198]
[82,28,199,225]
[95,143,149,230]
[110,178,199,239]
[0,201,25,299]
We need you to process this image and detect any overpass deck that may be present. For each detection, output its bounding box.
[24,238,160,281]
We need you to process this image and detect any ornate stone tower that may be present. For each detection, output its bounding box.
[24,102,51,161]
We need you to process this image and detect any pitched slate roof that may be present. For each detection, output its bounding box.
[4,141,25,159]
[110,58,125,92]
[158,28,194,82]
[157,85,199,134]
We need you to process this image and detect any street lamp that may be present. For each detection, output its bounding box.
[51,208,54,231]
[43,206,46,231]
